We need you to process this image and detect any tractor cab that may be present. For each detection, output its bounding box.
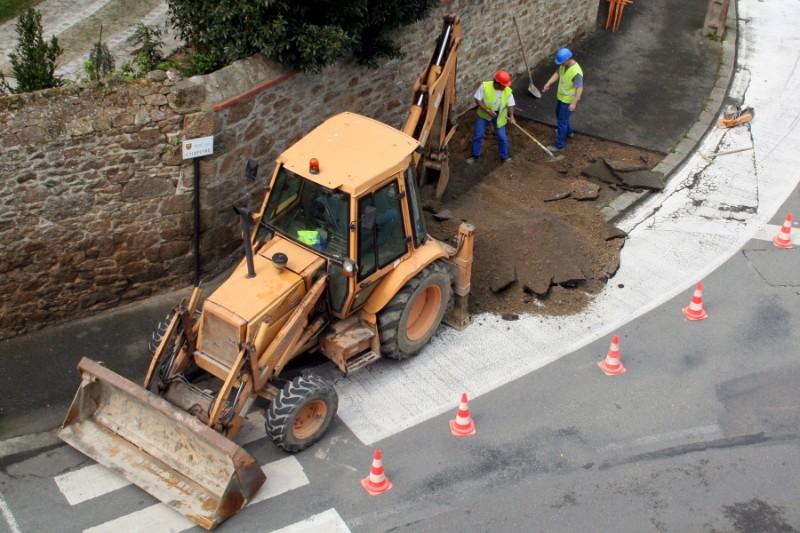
[251,112,430,319]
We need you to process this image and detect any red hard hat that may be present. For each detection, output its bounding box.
[494,69,511,87]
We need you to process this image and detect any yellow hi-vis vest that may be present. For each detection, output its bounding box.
[476,81,513,127]
[557,63,583,104]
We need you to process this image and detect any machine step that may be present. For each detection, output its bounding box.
[345,350,380,374]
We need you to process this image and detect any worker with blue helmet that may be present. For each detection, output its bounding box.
[542,47,583,152]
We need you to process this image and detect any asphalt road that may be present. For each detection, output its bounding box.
[2,1,800,532]
[2,215,799,532]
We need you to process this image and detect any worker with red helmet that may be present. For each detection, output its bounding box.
[467,69,516,164]
[542,47,583,152]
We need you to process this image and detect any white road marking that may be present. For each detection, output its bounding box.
[0,431,60,460]
[56,411,266,505]
[0,492,22,533]
[250,456,310,505]
[55,464,129,507]
[270,508,351,533]
[84,456,308,533]
[597,424,724,454]
[336,0,800,445]
[753,224,800,245]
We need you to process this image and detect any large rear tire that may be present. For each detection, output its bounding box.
[378,260,453,360]
[266,373,338,453]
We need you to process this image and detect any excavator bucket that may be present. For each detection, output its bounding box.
[58,357,265,530]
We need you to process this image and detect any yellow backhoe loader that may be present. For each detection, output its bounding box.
[58,15,470,530]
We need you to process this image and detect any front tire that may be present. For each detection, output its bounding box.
[266,373,338,453]
[378,261,453,360]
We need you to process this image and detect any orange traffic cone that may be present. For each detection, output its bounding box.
[449,392,477,437]
[773,213,793,249]
[682,281,708,321]
[597,335,626,376]
[361,449,392,496]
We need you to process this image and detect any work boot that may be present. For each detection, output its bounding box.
[502,157,512,163]
[465,157,477,164]
[547,145,564,152]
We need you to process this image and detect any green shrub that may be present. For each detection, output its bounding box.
[186,51,218,76]
[130,23,164,75]
[87,26,115,80]
[3,8,63,93]
[166,0,437,72]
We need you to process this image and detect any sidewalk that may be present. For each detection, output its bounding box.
[513,0,722,153]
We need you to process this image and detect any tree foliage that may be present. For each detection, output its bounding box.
[4,8,62,93]
[166,0,437,72]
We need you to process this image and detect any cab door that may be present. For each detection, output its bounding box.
[348,177,410,312]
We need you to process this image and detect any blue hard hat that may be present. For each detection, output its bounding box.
[555,48,573,65]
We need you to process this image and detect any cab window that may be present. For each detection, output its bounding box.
[358,181,407,280]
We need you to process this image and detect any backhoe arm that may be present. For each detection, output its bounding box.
[402,15,461,200]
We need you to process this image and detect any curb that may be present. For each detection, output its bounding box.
[603,0,739,223]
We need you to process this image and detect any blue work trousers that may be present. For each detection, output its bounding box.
[471,116,509,160]
[555,101,574,149]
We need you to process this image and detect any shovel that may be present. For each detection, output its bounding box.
[512,121,565,162]
[513,17,541,98]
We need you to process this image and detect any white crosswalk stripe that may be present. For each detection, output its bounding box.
[83,456,308,533]
[55,411,267,505]
[270,508,351,533]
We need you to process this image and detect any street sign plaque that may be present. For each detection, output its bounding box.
[182,136,214,159]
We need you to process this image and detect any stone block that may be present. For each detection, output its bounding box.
[168,81,206,113]
[144,93,168,106]
[121,177,173,201]
[134,109,151,126]
[226,99,255,124]
[120,128,163,149]
[183,111,216,138]
[158,241,189,261]
[159,194,192,215]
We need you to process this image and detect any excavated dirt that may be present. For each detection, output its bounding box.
[422,118,663,317]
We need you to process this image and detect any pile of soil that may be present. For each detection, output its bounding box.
[422,118,663,316]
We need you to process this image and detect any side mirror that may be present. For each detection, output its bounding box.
[244,159,258,181]
[361,205,376,231]
[342,259,357,278]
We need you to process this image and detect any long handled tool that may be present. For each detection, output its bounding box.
[512,121,564,162]
[512,17,541,98]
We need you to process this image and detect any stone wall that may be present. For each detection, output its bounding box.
[0,0,599,339]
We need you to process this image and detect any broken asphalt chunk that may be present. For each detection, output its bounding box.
[490,265,517,294]
[615,169,666,191]
[544,191,572,202]
[432,208,453,221]
[570,180,600,200]
[581,159,623,186]
[604,226,627,241]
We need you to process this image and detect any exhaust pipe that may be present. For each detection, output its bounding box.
[233,206,256,278]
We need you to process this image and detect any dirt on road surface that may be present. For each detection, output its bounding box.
[422,118,664,317]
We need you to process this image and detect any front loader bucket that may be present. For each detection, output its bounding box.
[58,357,265,530]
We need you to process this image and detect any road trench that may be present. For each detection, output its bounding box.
[422,117,664,317]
